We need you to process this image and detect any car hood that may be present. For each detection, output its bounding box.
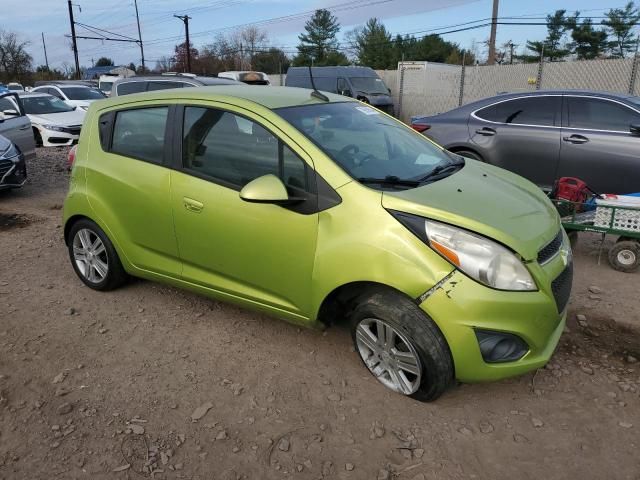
[381,160,561,261]
[28,110,85,126]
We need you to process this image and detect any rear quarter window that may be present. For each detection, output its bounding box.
[116,82,147,96]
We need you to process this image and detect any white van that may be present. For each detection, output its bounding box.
[218,71,270,85]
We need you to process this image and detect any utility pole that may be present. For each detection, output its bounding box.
[174,14,192,73]
[487,0,499,65]
[41,32,49,70]
[67,0,81,79]
[509,41,515,64]
[134,0,145,72]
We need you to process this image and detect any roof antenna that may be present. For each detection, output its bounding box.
[308,65,329,102]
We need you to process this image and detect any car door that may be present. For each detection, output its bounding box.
[468,95,562,190]
[559,95,640,193]
[89,104,181,277]
[0,93,36,162]
[169,104,319,317]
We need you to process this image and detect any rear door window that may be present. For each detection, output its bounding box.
[566,96,640,131]
[476,96,559,126]
[111,107,169,164]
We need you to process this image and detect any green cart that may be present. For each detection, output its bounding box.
[552,198,640,273]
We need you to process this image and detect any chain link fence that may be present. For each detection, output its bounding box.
[379,56,640,122]
[268,56,640,122]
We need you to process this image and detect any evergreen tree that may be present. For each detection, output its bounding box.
[523,10,578,61]
[94,57,114,67]
[571,18,608,59]
[294,9,348,66]
[602,2,640,58]
[353,18,393,69]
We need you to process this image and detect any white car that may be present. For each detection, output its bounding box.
[218,71,271,85]
[16,92,85,147]
[7,82,24,91]
[31,84,105,111]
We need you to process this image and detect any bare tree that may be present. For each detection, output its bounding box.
[0,30,33,83]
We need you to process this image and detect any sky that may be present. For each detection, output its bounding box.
[2,0,629,70]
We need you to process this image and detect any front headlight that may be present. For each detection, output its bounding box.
[0,142,20,160]
[42,124,65,132]
[392,212,536,291]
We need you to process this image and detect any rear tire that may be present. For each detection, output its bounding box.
[608,240,640,273]
[67,219,127,291]
[455,149,483,162]
[349,288,454,402]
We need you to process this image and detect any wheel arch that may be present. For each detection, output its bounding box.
[64,214,92,245]
[317,281,416,328]
[447,145,484,161]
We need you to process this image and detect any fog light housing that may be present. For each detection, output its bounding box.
[475,330,528,363]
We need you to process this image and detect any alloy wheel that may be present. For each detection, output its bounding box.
[72,228,109,283]
[355,318,422,395]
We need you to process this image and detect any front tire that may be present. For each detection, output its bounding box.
[350,288,454,402]
[67,219,127,290]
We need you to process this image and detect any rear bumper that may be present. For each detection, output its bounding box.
[419,270,567,383]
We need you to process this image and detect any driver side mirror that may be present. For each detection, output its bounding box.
[2,109,18,117]
[239,174,291,204]
[630,123,640,136]
[339,89,352,97]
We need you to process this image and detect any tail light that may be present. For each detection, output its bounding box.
[411,123,431,133]
[67,145,77,171]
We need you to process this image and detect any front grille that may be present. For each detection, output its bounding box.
[61,126,81,135]
[538,230,563,264]
[0,159,14,178]
[551,261,573,313]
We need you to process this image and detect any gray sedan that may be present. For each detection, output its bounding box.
[411,90,640,194]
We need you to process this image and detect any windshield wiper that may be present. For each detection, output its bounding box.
[416,159,465,183]
[358,176,420,187]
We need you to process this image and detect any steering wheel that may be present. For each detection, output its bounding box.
[339,144,359,159]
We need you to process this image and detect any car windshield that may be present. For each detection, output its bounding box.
[99,82,113,91]
[349,77,389,95]
[276,102,458,188]
[22,95,75,114]
[7,85,23,91]
[60,87,105,100]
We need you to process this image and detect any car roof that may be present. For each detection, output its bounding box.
[113,75,239,85]
[16,91,49,97]
[287,66,377,77]
[101,85,354,109]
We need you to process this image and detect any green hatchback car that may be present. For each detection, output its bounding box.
[63,86,572,401]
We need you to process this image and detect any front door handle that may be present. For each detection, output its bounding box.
[19,124,30,130]
[563,134,589,144]
[183,197,204,213]
[475,127,496,136]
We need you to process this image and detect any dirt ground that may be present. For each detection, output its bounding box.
[1,147,639,480]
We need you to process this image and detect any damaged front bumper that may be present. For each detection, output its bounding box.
[418,266,567,383]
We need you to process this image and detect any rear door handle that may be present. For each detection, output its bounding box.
[563,134,589,144]
[475,127,496,136]
[183,197,204,213]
